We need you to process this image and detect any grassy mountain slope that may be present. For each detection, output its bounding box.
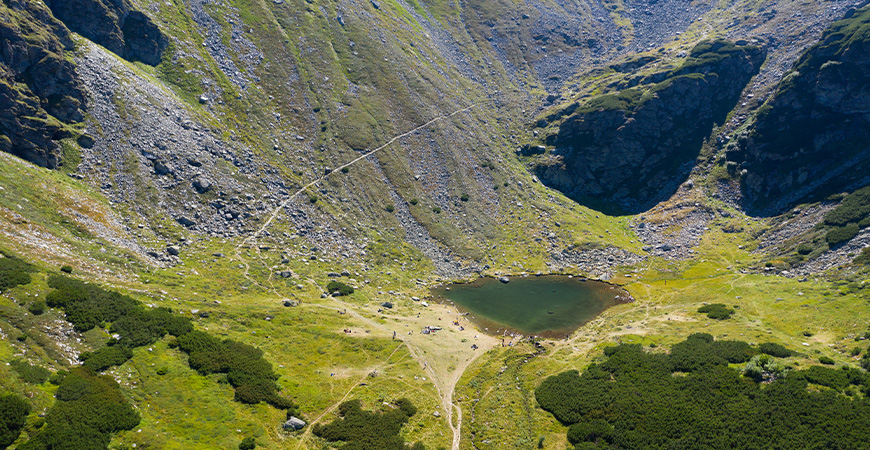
[2,1,870,450]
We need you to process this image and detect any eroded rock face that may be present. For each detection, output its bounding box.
[0,0,86,168]
[739,5,870,215]
[536,40,765,214]
[45,0,167,66]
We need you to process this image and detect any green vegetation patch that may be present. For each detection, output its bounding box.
[854,247,870,265]
[80,346,133,372]
[174,331,296,411]
[0,393,31,449]
[0,256,34,291]
[696,303,735,320]
[9,360,50,385]
[20,368,139,450]
[758,342,793,358]
[45,275,140,332]
[573,39,759,117]
[536,335,870,449]
[46,275,294,411]
[326,281,355,296]
[824,187,870,226]
[312,398,427,450]
[823,186,870,245]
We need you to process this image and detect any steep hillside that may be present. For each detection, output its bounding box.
[0,0,85,169]
[534,39,764,214]
[738,4,870,215]
[3,1,870,450]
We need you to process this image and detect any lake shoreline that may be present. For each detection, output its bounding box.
[429,274,634,340]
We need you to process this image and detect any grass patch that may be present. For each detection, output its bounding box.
[9,359,50,384]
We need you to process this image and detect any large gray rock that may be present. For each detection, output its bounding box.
[193,179,212,194]
[176,216,197,227]
[283,417,306,430]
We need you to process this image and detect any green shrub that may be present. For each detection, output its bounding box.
[80,346,133,372]
[326,281,354,296]
[156,367,168,376]
[0,393,31,448]
[20,368,139,450]
[60,265,73,274]
[854,247,870,265]
[460,194,469,202]
[10,360,50,384]
[697,303,735,320]
[409,198,418,205]
[28,300,45,316]
[796,243,814,255]
[824,186,870,227]
[313,399,425,450]
[46,276,191,346]
[826,224,860,246]
[45,275,291,410]
[759,342,793,358]
[48,370,68,386]
[238,437,256,450]
[432,206,441,214]
[537,335,870,449]
[110,307,192,348]
[340,167,349,173]
[45,275,140,332]
[0,257,34,291]
[669,334,756,372]
[385,204,395,213]
[798,365,856,391]
[175,331,295,411]
[743,354,787,382]
[308,195,318,204]
[818,356,835,365]
[567,419,613,445]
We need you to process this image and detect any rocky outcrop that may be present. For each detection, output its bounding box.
[536,40,765,214]
[0,0,86,168]
[45,0,167,66]
[738,5,870,215]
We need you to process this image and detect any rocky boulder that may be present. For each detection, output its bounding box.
[535,40,765,214]
[283,416,306,430]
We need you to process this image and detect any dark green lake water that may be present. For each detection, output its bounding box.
[432,276,631,337]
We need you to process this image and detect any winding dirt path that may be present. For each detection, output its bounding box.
[237,103,478,250]
[308,296,493,450]
[225,104,486,449]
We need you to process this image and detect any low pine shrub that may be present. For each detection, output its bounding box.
[697,303,735,320]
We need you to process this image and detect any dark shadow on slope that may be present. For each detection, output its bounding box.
[736,4,870,217]
[534,40,766,215]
